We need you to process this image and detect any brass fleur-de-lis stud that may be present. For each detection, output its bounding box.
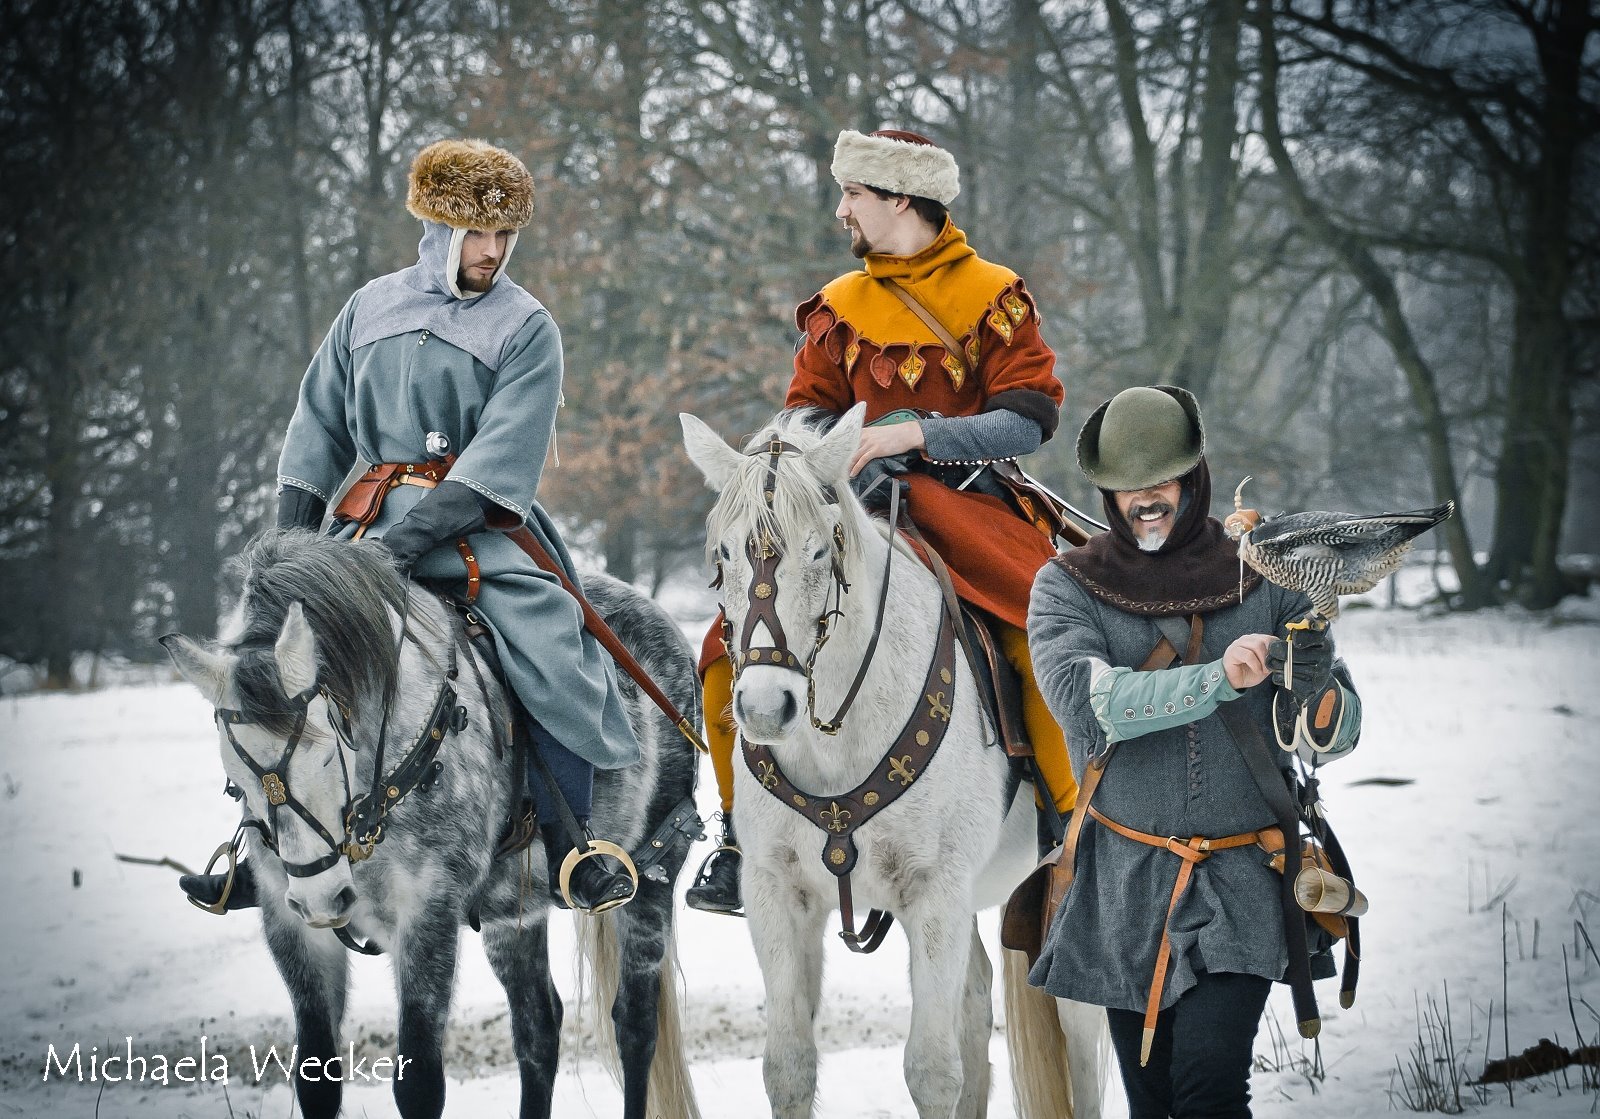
[757,760,778,789]
[889,755,917,786]
[821,801,851,833]
[927,690,951,721]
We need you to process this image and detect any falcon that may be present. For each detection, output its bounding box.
[1224,477,1455,629]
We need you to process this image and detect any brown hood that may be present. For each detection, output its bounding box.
[1053,457,1260,617]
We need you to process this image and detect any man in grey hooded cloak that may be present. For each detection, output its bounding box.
[181,139,640,913]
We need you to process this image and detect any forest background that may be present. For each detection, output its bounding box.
[1,0,1595,687]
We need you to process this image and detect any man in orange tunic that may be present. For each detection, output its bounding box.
[688,128,1078,914]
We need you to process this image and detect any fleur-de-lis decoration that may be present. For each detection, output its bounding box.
[889,755,917,786]
[821,801,851,833]
[757,759,778,790]
[926,690,951,721]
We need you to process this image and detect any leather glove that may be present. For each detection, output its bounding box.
[850,454,912,514]
[276,486,326,531]
[378,480,488,572]
[1267,626,1335,704]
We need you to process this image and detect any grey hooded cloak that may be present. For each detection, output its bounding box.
[276,222,642,768]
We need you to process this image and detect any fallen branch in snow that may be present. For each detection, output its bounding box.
[113,852,197,876]
[1475,1038,1600,1083]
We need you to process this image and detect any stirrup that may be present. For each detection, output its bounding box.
[685,842,745,917]
[559,840,639,915]
[187,828,244,915]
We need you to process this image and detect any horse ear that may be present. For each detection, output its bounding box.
[680,412,744,492]
[273,601,319,699]
[159,633,232,707]
[807,402,867,484]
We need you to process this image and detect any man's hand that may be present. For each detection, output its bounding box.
[848,421,925,477]
[1222,634,1276,691]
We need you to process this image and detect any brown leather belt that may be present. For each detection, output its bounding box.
[331,457,480,601]
[1086,804,1283,1066]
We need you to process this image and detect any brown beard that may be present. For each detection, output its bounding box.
[848,225,871,259]
[457,267,493,293]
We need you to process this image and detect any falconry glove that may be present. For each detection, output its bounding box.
[851,453,911,514]
[379,480,488,572]
[1267,626,1335,704]
[275,486,327,532]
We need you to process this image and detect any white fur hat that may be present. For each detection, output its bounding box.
[831,129,960,206]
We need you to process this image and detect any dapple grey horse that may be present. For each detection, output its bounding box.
[682,406,1104,1119]
[162,531,702,1119]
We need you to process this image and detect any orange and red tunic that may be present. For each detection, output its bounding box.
[698,219,1065,673]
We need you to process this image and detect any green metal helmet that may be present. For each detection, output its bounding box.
[1076,385,1205,491]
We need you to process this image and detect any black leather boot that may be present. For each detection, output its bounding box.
[179,858,260,912]
[685,814,743,915]
[541,823,635,914]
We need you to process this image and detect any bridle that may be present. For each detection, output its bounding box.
[209,601,463,918]
[717,437,897,736]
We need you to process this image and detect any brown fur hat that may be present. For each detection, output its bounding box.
[406,139,534,230]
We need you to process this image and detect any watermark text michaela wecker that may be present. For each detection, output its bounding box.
[42,1036,411,1085]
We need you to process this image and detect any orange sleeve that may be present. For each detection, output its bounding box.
[977,281,1064,438]
[785,293,855,415]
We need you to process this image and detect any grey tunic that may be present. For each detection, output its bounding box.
[1025,558,1324,1012]
[277,288,642,770]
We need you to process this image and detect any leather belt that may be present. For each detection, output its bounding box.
[1086,804,1282,1067]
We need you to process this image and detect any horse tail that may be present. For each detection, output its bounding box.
[575,912,702,1119]
[644,927,700,1119]
[1003,945,1078,1119]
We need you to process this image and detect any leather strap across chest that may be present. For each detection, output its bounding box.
[741,596,958,952]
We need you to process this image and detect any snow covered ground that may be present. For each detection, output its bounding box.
[1,588,1597,1118]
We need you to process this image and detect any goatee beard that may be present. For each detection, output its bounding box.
[848,227,871,259]
[1128,501,1174,553]
[458,270,493,293]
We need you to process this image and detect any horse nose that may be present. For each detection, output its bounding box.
[734,675,802,740]
[332,886,356,917]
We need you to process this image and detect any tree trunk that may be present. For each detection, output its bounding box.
[1255,5,1491,608]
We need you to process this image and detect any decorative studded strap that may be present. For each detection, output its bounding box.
[740,596,958,953]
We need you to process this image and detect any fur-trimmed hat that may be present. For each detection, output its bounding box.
[1077,385,1206,491]
[406,139,534,230]
[831,129,960,206]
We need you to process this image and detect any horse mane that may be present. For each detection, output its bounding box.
[704,407,865,562]
[226,530,411,734]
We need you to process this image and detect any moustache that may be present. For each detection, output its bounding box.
[1128,502,1174,521]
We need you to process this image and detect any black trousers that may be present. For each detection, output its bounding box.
[1105,970,1272,1119]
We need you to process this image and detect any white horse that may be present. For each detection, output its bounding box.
[682,405,1104,1119]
